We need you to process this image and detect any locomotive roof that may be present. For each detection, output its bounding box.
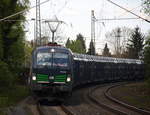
[34,46,71,52]
[73,53,144,64]
[33,47,143,64]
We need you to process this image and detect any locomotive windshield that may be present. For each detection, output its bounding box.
[36,51,69,68]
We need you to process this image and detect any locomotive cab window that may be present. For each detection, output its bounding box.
[53,53,69,67]
[36,51,69,68]
[37,52,52,67]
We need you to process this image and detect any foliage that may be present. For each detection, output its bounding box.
[0,85,29,108]
[69,40,85,53]
[8,40,25,73]
[102,43,111,57]
[0,61,13,89]
[0,0,29,77]
[0,28,3,60]
[142,0,150,93]
[87,39,95,55]
[142,0,150,16]
[144,31,150,87]
[24,41,33,69]
[65,38,71,48]
[76,33,86,52]
[127,26,144,59]
[65,34,86,54]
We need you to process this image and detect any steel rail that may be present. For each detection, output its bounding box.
[60,105,74,115]
[104,84,150,115]
[88,83,128,115]
[36,102,45,115]
[36,100,74,115]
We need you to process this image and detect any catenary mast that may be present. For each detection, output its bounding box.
[91,10,96,55]
[36,0,42,46]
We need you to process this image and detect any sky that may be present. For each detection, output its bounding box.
[26,0,150,54]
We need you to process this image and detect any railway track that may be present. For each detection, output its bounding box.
[36,99,74,115]
[34,82,150,115]
[105,84,150,115]
[35,84,115,115]
[89,82,150,115]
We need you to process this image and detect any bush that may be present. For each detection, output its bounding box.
[0,61,14,89]
[146,77,150,93]
[0,85,29,108]
[0,62,29,108]
[144,33,150,93]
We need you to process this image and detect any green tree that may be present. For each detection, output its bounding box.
[0,0,29,73]
[68,40,85,53]
[65,38,71,48]
[0,61,13,89]
[142,0,150,16]
[142,0,150,90]
[24,41,33,69]
[76,33,86,53]
[127,26,144,59]
[144,31,150,88]
[0,29,3,60]
[65,34,86,54]
[87,39,95,55]
[102,43,111,57]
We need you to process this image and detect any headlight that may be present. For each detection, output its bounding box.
[51,49,55,52]
[49,76,54,80]
[67,77,71,82]
[32,76,36,81]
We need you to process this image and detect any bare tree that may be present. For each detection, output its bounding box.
[105,27,133,57]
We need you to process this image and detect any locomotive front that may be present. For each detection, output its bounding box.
[29,46,73,96]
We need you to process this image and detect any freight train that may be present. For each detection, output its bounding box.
[28,44,144,97]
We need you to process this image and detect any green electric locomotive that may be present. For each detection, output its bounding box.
[28,44,73,97]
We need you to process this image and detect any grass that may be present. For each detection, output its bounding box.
[0,85,29,108]
[0,111,7,115]
[110,82,150,110]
